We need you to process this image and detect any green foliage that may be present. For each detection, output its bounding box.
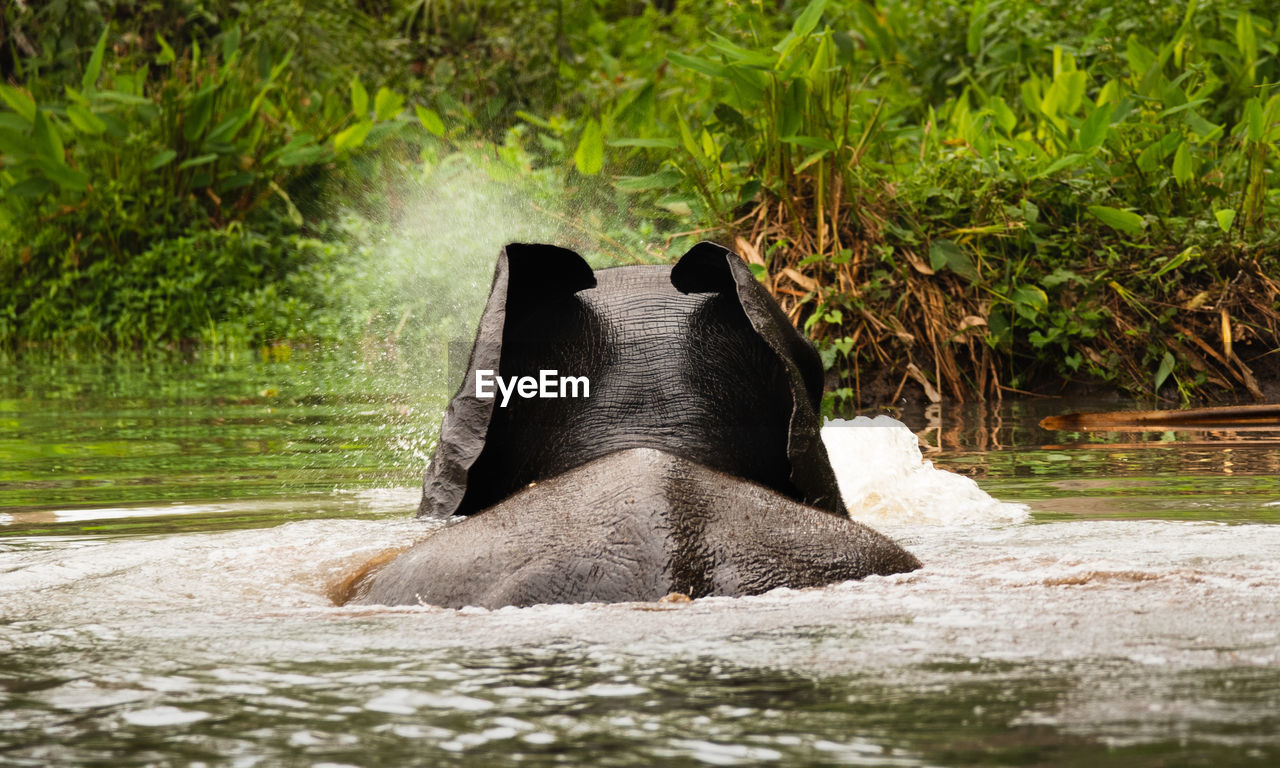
[552,0,1280,400]
[4,0,1279,402]
[0,6,432,348]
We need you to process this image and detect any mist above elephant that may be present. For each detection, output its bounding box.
[347,242,919,609]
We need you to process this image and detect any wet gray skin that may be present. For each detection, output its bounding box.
[353,242,919,607]
[352,447,920,608]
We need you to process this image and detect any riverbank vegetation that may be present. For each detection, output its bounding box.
[2,0,1277,403]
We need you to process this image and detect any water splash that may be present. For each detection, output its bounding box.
[823,415,1029,524]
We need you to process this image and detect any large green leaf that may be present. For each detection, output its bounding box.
[615,168,682,191]
[1076,103,1112,151]
[1011,284,1049,317]
[665,51,729,79]
[146,149,178,170]
[350,78,369,118]
[66,104,106,135]
[333,120,372,153]
[33,156,88,191]
[183,89,214,142]
[790,0,828,39]
[1214,209,1235,233]
[82,26,109,93]
[0,85,36,122]
[374,87,404,122]
[177,153,218,170]
[0,126,31,157]
[32,110,64,163]
[1152,246,1198,278]
[574,117,604,175]
[1088,205,1145,236]
[929,239,979,282]
[415,105,444,136]
[1172,141,1193,186]
[706,34,774,68]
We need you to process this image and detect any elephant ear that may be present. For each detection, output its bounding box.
[418,243,596,518]
[671,241,846,516]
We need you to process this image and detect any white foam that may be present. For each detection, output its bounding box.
[822,415,1028,524]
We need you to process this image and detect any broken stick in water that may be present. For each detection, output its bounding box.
[1040,403,1280,432]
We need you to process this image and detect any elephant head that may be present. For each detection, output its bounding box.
[347,242,919,608]
[422,240,844,519]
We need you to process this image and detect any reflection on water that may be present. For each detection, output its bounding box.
[2,353,1279,765]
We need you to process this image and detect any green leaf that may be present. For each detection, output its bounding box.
[183,90,214,142]
[1011,284,1049,316]
[990,96,1016,133]
[0,126,32,157]
[665,51,729,79]
[1058,70,1087,114]
[1244,98,1263,142]
[155,33,176,65]
[93,89,151,106]
[790,0,829,39]
[32,110,64,162]
[1033,152,1085,178]
[177,153,218,170]
[32,156,88,191]
[929,239,979,282]
[573,117,604,175]
[1152,246,1198,278]
[333,120,372,153]
[1154,350,1175,391]
[794,149,829,173]
[275,145,324,167]
[6,176,55,198]
[1125,35,1165,96]
[82,26,109,93]
[615,168,683,191]
[415,105,444,136]
[966,0,988,57]
[1076,103,1113,151]
[66,104,106,134]
[221,26,241,60]
[374,87,404,121]
[350,78,368,118]
[205,108,252,144]
[1235,13,1257,68]
[677,113,701,159]
[1172,141,1193,186]
[608,137,679,149]
[1088,205,1145,236]
[146,149,178,170]
[706,34,775,68]
[216,171,255,193]
[0,84,36,122]
[1155,98,1209,120]
[1215,209,1235,233]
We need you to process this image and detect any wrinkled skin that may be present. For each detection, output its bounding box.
[348,242,920,608]
[358,449,920,609]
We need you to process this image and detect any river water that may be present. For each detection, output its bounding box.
[2,352,1278,766]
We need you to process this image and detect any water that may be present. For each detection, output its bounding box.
[2,354,1279,766]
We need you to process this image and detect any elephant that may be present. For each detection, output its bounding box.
[345,242,920,609]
